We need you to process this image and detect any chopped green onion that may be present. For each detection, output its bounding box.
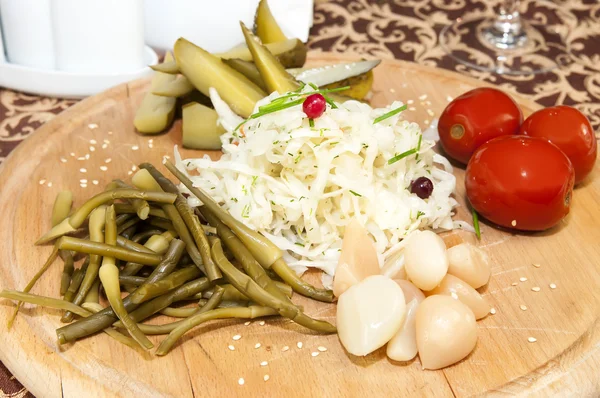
[251,98,305,119]
[308,82,318,90]
[294,242,305,247]
[387,148,417,165]
[415,133,423,160]
[349,190,362,197]
[373,104,408,124]
[309,118,315,128]
[416,210,425,219]
[472,209,481,239]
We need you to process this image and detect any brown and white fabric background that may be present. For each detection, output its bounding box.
[1,0,598,395]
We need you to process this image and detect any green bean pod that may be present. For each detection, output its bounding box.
[121,231,174,276]
[57,237,163,265]
[129,266,201,304]
[139,163,222,281]
[131,229,164,243]
[37,189,177,244]
[59,250,75,296]
[109,180,151,219]
[116,236,156,254]
[210,240,336,333]
[51,191,73,227]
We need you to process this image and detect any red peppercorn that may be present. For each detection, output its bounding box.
[303,94,326,119]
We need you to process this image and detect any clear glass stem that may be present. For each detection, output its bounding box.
[482,0,527,50]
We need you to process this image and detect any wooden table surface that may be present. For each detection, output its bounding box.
[1,1,599,396]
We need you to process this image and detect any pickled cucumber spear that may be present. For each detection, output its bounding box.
[254,0,287,44]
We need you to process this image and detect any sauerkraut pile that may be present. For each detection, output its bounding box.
[175,86,459,279]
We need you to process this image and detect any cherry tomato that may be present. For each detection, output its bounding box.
[519,105,597,184]
[465,136,575,231]
[438,88,523,164]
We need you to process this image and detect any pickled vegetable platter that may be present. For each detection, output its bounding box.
[0,55,599,397]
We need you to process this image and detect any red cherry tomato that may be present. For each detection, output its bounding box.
[438,88,523,164]
[465,136,575,231]
[519,105,597,184]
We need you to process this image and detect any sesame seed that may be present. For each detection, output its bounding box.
[228,345,235,351]
[233,335,241,341]
[254,343,261,349]
[263,375,270,382]
[520,277,527,282]
[105,158,112,163]
[80,183,87,188]
[39,179,46,185]
[238,378,244,385]
[70,152,76,157]
[77,156,86,161]
[407,99,414,104]
[424,119,430,125]
[297,342,303,349]
[80,179,88,183]
[317,346,327,352]
[532,263,541,268]
[102,144,108,149]
[148,144,154,148]
[47,182,53,187]
[419,94,428,100]
[89,146,95,152]
[549,283,557,289]
[282,346,289,352]
[244,321,251,326]
[148,139,153,143]
[132,145,139,151]
[131,165,137,171]
[88,123,98,129]
[426,109,435,117]
[127,171,133,175]
[79,168,87,173]
[520,305,528,311]
[260,361,268,366]
[512,282,519,286]
[259,321,265,326]
[107,131,113,135]
[446,96,453,102]
[409,107,416,111]
[92,180,99,185]
[528,337,537,343]
[490,308,496,315]
[100,166,108,171]
[90,139,97,144]
[85,154,90,160]
[311,352,319,357]
[511,220,517,227]
[60,157,67,163]
[104,139,110,144]
[531,286,541,292]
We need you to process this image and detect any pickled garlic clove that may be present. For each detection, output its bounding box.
[386,280,425,362]
[381,251,407,280]
[416,295,477,370]
[425,274,491,319]
[404,231,449,291]
[446,243,491,289]
[333,219,380,297]
[337,275,406,356]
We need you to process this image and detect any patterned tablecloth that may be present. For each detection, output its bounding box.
[1,0,599,396]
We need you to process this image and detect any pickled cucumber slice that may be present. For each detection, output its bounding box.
[150,60,179,74]
[240,22,299,94]
[222,58,267,91]
[134,52,177,134]
[174,38,267,118]
[182,102,225,150]
[288,60,380,100]
[254,0,287,44]
[216,38,307,68]
[152,76,195,97]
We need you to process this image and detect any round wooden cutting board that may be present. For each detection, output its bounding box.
[0,54,598,398]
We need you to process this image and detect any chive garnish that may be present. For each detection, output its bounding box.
[373,104,408,124]
[472,209,481,239]
[323,95,338,109]
[415,133,423,160]
[349,190,362,197]
[309,118,315,127]
[387,148,417,165]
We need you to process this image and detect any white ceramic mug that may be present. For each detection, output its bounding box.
[0,0,55,68]
[51,0,145,73]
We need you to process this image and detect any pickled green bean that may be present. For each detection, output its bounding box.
[109,180,150,219]
[59,250,74,296]
[116,236,156,254]
[51,191,73,227]
[57,237,163,265]
[121,231,174,276]
[131,229,164,243]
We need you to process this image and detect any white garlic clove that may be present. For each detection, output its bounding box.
[446,243,491,289]
[386,280,425,362]
[425,274,491,319]
[381,251,407,280]
[404,231,449,291]
[416,295,477,370]
[337,275,406,356]
[333,219,380,297]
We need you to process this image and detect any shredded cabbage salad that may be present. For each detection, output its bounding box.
[175,86,459,278]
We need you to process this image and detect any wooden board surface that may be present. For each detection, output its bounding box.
[0,53,598,398]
